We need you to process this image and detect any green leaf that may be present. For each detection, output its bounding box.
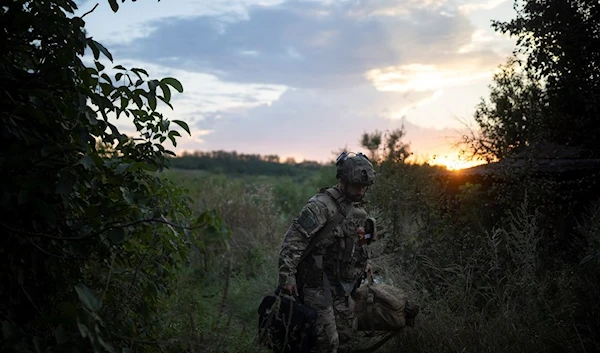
[158,96,173,110]
[74,284,102,312]
[99,335,116,353]
[91,39,113,62]
[79,155,96,170]
[159,82,171,102]
[78,225,93,237]
[120,187,135,205]
[148,79,159,93]
[88,40,100,60]
[148,94,157,111]
[101,73,113,84]
[114,65,126,70]
[161,77,183,93]
[115,163,130,175]
[172,119,190,135]
[95,61,105,72]
[131,68,149,79]
[132,93,142,108]
[168,132,178,147]
[77,321,88,338]
[108,0,119,12]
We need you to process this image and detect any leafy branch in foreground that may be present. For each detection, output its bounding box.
[0,1,216,353]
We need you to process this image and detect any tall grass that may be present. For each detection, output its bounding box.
[368,164,600,353]
[156,166,600,353]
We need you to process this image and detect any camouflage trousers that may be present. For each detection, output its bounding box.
[303,287,357,353]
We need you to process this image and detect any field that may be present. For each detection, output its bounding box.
[157,164,600,353]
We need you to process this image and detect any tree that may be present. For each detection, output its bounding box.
[462,58,548,162]
[487,0,600,156]
[360,130,382,161]
[357,128,410,164]
[0,1,225,352]
[383,128,411,163]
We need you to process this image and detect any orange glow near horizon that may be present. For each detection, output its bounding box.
[425,152,487,171]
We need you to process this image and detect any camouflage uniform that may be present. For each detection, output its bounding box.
[279,186,369,352]
[278,153,376,353]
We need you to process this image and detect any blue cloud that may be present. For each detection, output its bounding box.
[112,0,478,88]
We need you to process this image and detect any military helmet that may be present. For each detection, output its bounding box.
[335,152,376,185]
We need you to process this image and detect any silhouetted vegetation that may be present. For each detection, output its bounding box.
[1,1,225,352]
[463,0,600,161]
[169,150,329,179]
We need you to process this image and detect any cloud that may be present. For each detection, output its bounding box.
[178,83,469,162]
[365,53,498,93]
[459,0,508,14]
[389,90,445,119]
[113,59,287,111]
[76,0,515,162]
[104,0,488,89]
[345,0,449,17]
[77,0,286,45]
[85,58,287,148]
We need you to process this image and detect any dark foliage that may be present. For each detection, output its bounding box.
[169,150,328,179]
[468,0,600,160]
[0,1,227,352]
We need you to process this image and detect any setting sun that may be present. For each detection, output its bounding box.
[427,152,486,171]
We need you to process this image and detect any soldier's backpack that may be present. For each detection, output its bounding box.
[257,289,317,353]
[351,274,420,353]
[353,273,420,333]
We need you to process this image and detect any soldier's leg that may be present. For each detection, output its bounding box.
[303,287,339,353]
[332,294,357,353]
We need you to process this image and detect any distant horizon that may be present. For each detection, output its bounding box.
[173,147,488,170]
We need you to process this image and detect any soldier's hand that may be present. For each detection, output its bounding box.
[280,284,299,297]
[365,260,373,276]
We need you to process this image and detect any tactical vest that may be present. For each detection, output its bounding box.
[297,187,370,298]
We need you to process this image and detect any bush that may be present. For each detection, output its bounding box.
[365,161,600,353]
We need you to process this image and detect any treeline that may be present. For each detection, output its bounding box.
[169,150,330,177]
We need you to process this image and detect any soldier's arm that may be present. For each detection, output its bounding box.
[278,199,329,289]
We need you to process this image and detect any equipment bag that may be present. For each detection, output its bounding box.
[257,291,317,353]
[354,274,419,333]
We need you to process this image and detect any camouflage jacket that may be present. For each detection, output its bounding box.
[278,186,370,296]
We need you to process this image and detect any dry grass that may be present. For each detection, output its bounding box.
[158,169,600,353]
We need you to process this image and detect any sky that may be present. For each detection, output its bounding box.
[75,0,518,169]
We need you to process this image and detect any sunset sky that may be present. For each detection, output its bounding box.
[76,0,517,169]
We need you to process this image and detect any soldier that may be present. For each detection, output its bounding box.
[278,151,376,353]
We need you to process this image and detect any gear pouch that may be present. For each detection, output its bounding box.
[364,217,376,243]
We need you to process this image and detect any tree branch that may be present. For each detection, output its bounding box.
[81,3,99,18]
